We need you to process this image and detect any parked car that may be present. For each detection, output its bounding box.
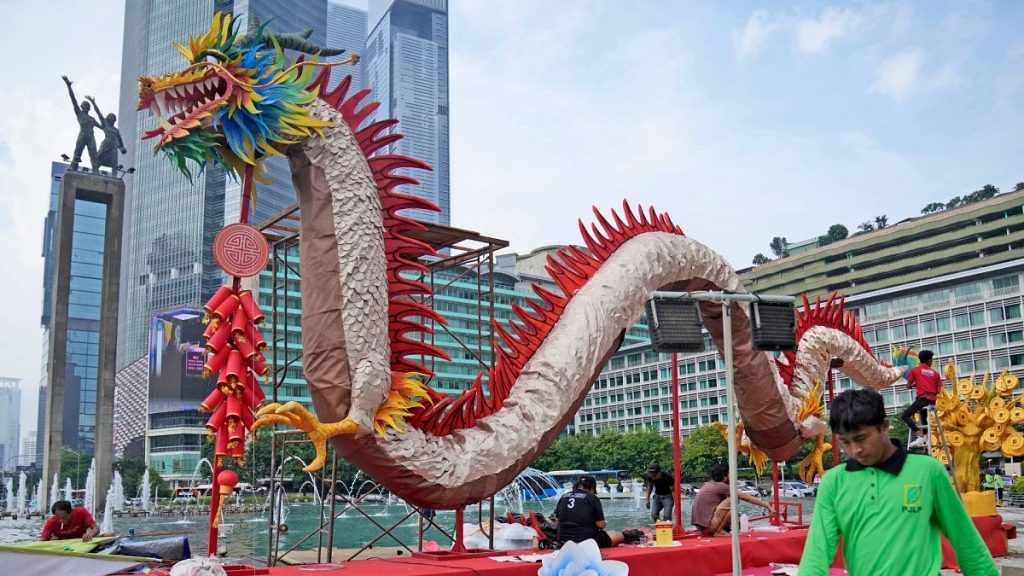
[681,484,696,496]
[778,481,814,498]
[737,480,767,497]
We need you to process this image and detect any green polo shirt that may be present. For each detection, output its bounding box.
[799,442,998,575]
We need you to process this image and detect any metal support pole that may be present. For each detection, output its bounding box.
[722,301,741,575]
[772,462,780,526]
[453,507,467,552]
[671,352,683,537]
[828,368,838,467]
[326,451,338,562]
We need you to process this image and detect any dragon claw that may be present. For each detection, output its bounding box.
[252,403,359,472]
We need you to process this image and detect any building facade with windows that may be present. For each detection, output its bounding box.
[573,191,1024,440]
[365,0,450,224]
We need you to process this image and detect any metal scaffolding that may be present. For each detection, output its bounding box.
[257,203,510,564]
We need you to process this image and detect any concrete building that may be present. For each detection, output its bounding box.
[365,0,450,224]
[20,432,36,468]
[0,378,21,471]
[113,356,148,459]
[574,191,1024,442]
[41,171,124,509]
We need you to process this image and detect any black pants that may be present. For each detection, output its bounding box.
[901,396,935,434]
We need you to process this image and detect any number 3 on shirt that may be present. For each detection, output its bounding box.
[567,497,576,508]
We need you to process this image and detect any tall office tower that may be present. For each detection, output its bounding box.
[41,170,125,510]
[37,162,65,469]
[327,0,368,92]
[365,0,450,224]
[20,432,37,468]
[116,0,368,367]
[117,0,222,369]
[0,377,21,471]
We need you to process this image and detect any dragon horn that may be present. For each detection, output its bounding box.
[273,34,348,56]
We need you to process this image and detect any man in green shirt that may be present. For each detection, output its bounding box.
[799,388,997,575]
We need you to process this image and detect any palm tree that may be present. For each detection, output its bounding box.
[874,215,888,229]
[1015,182,1024,192]
[857,222,875,232]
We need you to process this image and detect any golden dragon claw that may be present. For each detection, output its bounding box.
[798,432,831,485]
[252,401,359,472]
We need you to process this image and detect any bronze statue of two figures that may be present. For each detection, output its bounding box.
[62,75,126,174]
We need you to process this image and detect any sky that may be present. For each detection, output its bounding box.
[1,0,1023,448]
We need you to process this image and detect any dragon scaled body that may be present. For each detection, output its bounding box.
[144,13,905,509]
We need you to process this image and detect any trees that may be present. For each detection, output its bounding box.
[752,253,770,266]
[769,237,789,258]
[874,215,888,229]
[1015,182,1024,192]
[679,425,728,480]
[115,457,170,497]
[817,224,849,247]
[921,202,945,215]
[857,221,875,232]
[533,430,672,477]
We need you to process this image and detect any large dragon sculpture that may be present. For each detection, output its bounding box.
[140,14,904,509]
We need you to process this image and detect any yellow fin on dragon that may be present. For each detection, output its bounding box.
[142,13,905,509]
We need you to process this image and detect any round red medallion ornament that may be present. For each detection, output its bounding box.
[213,223,269,277]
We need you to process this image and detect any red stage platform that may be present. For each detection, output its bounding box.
[144,516,1011,576]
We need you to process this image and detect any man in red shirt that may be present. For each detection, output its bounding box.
[901,349,942,449]
[40,500,99,541]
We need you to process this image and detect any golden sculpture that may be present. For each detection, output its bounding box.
[931,362,1022,493]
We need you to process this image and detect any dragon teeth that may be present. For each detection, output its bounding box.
[155,92,167,116]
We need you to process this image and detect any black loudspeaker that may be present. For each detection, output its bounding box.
[645,297,705,353]
[750,301,797,351]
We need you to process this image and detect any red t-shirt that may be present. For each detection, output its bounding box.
[41,507,96,540]
[906,364,942,400]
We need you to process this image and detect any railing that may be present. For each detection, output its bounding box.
[993,285,1021,297]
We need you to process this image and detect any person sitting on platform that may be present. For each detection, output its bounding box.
[690,461,772,536]
[554,475,625,548]
[643,462,675,523]
[40,500,99,542]
[901,349,941,449]
[799,388,997,576]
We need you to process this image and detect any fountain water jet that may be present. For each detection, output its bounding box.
[15,472,27,514]
[140,469,151,513]
[83,459,97,513]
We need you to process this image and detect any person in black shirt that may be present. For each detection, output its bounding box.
[554,475,624,548]
[643,463,675,523]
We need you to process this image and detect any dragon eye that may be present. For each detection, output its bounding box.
[206,55,219,64]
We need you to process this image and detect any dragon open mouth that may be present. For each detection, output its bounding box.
[140,73,232,146]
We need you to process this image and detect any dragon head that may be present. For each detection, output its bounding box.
[137,12,344,180]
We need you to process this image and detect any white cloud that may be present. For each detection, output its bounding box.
[869,49,924,101]
[733,10,782,64]
[796,7,865,53]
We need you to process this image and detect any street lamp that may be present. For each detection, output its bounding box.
[649,290,796,576]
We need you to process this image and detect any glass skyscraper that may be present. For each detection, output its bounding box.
[61,198,109,453]
[117,0,369,367]
[365,0,450,225]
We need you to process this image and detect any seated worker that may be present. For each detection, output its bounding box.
[554,475,625,548]
[41,500,99,542]
[691,461,772,536]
